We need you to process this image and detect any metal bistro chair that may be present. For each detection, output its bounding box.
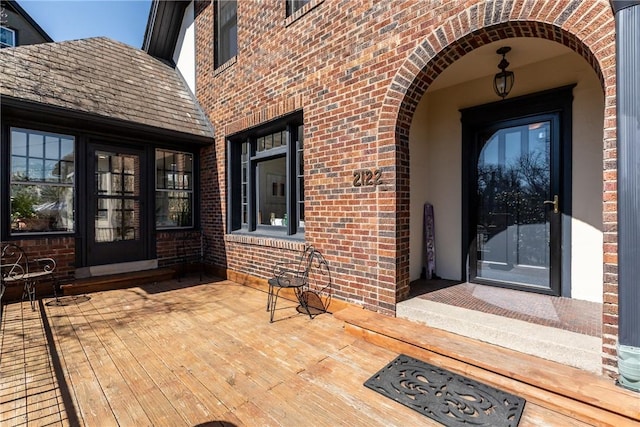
[267,245,332,323]
[1,243,58,311]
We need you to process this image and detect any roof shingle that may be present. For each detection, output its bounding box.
[1,37,213,140]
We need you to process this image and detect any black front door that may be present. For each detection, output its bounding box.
[471,115,561,295]
[87,144,147,266]
[461,86,575,297]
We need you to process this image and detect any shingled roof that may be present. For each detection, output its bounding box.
[0,37,213,140]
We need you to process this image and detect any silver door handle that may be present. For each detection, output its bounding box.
[543,195,559,214]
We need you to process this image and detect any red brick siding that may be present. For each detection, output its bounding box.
[9,237,75,280]
[194,0,617,375]
[224,235,305,284]
[156,230,203,268]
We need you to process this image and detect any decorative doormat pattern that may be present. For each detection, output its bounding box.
[364,354,525,427]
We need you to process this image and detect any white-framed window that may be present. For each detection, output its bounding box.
[215,0,237,68]
[228,113,304,236]
[0,26,16,48]
[155,149,194,228]
[10,128,75,234]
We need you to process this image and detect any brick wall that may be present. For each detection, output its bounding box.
[9,237,76,281]
[157,229,203,268]
[194,0,617,376]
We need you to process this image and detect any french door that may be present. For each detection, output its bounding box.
[87,144,147,266]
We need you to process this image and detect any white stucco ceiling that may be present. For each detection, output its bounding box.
[428,37,575,92]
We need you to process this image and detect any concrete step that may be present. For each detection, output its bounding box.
[396,297,601,373]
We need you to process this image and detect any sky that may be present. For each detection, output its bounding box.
[17,0,153,49]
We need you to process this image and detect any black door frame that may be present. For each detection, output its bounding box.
[460,85,575,296]
[86,141,150,267]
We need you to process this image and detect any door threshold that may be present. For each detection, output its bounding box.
[76,259,158,279]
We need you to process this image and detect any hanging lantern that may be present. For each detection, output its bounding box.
[493,46,514,99]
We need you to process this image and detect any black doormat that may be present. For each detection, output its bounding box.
[364,354,525,427]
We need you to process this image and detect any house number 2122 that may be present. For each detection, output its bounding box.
[353,169,382,187]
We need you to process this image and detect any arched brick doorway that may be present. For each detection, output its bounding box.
[380,6,617,375]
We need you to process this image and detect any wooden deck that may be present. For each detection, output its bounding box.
[0,276,638,426]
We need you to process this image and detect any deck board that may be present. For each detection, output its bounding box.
[49,302,118,427]
[0,277,621,426]
[69,297,160,426]
[90,293,232,423]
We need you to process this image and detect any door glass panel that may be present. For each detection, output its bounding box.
[95,151,140,243]
[256,157,286,226]
[476,121,551,288]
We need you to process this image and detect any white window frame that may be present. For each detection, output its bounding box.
[0,26,16,48]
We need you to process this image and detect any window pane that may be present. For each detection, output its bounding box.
[95,198,140,242]
[298,125,304,147]
[11,130,27,156]
[273,131,283,148]
[217,0,237,66]
[11,156,27,181]
[156,150,192,191]
[10,128,75,235]
[156,191,193,227]
[123,156,135,175]
[61,138,74,158]
[287,0,310,16]
[95,152,139,196]
[95,199,120,242]
[29,133,44,158]
[297,124,304,227]
[45,159,60,182]
[124,174,135,195]
[28,158,44,180]
[97,153,110,173]
[10,184,74,233]
[0,27,16,47]
[155,149,194,228]
[257,157,286,226]
[45,136,59,159]
[156,150,167,188]
[122,199,138,240]
[59,161,74,184]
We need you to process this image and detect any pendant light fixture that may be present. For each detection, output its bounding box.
[493,46,514,99]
